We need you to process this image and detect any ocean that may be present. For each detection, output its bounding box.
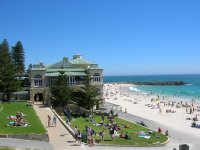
[104,74,200,100]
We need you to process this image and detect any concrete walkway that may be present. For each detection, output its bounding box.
[0,138,53,150]
[34,102,87,150]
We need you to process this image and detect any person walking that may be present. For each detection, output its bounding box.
[158,127,162,133]
[77,130,82,145]
[48,115,51,127]
[53,115,57,126]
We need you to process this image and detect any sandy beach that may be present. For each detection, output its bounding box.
[103,83,200,138]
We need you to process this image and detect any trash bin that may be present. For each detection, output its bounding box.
[81,132,87,143]
[179,144,189,150]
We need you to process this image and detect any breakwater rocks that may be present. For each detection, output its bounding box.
[130,81,187,86]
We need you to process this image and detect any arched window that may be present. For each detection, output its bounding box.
[34,74,42,87]
[93,73,101,82]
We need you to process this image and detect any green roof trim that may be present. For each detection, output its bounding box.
[45,72,86,77]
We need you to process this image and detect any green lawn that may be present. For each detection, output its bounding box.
[0,102,45,134]
[0,147,14,150]
[69,114,168,146]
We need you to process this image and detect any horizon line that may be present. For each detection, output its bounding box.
[104,73,200,77]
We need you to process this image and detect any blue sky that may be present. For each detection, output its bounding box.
[0,0,200,75]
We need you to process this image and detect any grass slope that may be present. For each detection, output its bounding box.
[70,114,168,146]
[0,102,45,134]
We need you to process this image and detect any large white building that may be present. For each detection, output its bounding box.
[29,54,103,104]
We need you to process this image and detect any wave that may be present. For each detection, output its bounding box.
[129,87,141,92]
[142,92,148,95]
[177,91,199,94]
[186,84,193,86]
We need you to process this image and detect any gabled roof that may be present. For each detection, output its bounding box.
[48,58,76,69]
[45,57,86,75]
[69,57,93,65]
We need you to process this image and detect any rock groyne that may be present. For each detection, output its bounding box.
[130,81,187,85]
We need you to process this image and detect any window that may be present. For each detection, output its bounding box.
[34,74,42,87]
[93,73,101,82]
[49,77,57,85]
[68,76,75,85]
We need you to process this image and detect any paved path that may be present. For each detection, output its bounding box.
[0,138,53,150]
[34,102,87,150]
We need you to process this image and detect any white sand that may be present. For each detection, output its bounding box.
[103,83,200,137]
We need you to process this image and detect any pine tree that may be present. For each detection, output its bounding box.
[11,41,25,74]
[50,71,73,109]
[0,39,21,102]
[73,75,102,112]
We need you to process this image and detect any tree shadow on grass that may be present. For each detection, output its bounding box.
[102,139,112,141]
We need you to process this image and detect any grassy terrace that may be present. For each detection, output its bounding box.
[0,102,45,134]
[69,114,168,146]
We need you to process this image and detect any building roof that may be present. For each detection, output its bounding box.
[48,58,76,69]
[69,57,93,65]
[30,56,102,77]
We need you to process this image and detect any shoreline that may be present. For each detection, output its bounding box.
[103,83,200,139]
[104,82,200,102]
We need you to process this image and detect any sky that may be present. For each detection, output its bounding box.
[0,0,200,76]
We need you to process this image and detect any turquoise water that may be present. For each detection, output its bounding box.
[104,74,200,99]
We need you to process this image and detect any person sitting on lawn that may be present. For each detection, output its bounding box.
[13,117,28,126]
[90,117,95,123]
[122,123,131,128]
[99,130,104,141]
[8,115,16,120]
[16,112,22,119]
[91,129,96,135]
[125,132,131,139]
[120,131,125,138]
